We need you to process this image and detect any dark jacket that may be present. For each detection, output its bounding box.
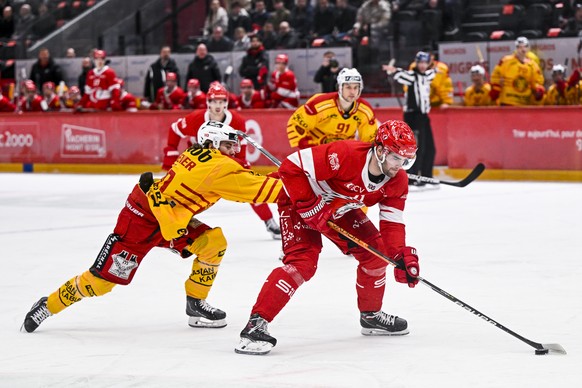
[143,57,180,102]
[29,58,63,91]
[185,55,221,92]
[239,45,269,89]
[314,65,341,93]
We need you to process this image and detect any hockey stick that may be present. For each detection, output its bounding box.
[326,221,566,356]
[237,129,485,188]
[407,163,485,187]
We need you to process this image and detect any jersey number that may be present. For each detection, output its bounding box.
[336,123,351,134]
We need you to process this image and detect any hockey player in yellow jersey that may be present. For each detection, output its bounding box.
[286,68,378,149]
[463,65,494,106]
[408,52,454,108]
[490,36,545,106]
[21,121,283,333]
[544,64,580,106]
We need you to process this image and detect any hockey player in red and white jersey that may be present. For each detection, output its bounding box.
[114,78,138,112]
[0,91,16,112]
[79,50,121,111]
[238,78,267,109]
[152,72,186,110]
[183,78,207,110]
[162,81,281,239]
[19,80,47,112]
[42,81,61,111]
[267,54,300,109]
[236,120,422,355]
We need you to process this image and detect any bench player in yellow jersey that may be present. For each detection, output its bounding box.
[22,121,283,333]
[286,68,379,149]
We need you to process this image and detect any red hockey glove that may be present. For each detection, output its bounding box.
[298,136,315,149]
[489,84,501,101]
[162,146,180,171]
[394,246,419,288]
[533,86,545,101]
[296,195,335,234]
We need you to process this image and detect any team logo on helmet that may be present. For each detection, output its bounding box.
[375,120,417,159]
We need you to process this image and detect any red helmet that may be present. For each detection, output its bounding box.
[24,80,36,92]
[69,86,80,95]
[207,82,228,101]
[187,78,200,88]
[275,54,288,64]
[375,120,417,159]
[93,49,106,59]
[166,72,177,82]
[240,79,254,88]
[42,81,55,90]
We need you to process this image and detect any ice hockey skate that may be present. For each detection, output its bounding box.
[235,314,277,355]
[264,218,281,240]
[360,311,409,336]
[21,297,52,333]
[186,296,226,328]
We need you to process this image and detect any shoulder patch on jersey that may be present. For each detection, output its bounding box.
[305,92,336,115]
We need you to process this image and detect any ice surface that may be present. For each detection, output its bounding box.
[1,173,580,387]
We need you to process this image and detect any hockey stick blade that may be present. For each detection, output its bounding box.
[327,221,567,355]
[407,163,485,187]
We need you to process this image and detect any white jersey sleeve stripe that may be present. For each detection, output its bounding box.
[379,205,404,224]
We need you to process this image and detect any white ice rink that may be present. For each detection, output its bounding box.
[1,173,581,388]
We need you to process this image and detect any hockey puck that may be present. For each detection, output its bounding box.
[535,349,549,355]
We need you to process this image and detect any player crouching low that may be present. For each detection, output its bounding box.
[235,120,421,355]
[21,121,282,333]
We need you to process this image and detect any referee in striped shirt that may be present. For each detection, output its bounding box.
[383,52,436,186]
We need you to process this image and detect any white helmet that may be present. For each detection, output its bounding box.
[197,120,240,152]
[337,68,363,102]
[470,65,485,75]
[515,36,529,48]
[552,64,565,74]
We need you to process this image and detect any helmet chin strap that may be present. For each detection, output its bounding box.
[373,146,388,176]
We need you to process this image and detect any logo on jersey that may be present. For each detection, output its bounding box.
[108,250,139,280]
[328,152,340,170]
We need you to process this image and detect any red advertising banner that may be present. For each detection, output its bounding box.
[1,107,580,171]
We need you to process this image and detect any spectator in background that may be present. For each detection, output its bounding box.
[251,0,270,29]
[227,1,252,39]
[0,6,15,39]
[490,37,545,106]
[239,34,269,90]
[232,27,251,51]
[353,0,391,46]
[313,0,336,42]
[206,26,234,52]
[79,50,121,111]
[185,43,221,92]
[335,0,357,35]
[65,48,76,58]
[238,78,267,108]
[563,3,582,36]
[290,0,313,43]
[32,4,56,39]
[29,47,63,92]
[77,56,92,96]
[268,0,290,29]
[143,45,180,103]
[13,3,36,43]
[274,21,298,49]
[183,78,207,110]
[152,72,186,110]
[19,80,47,112]
[267,53,299,108]
[115,78,138,112]
[203,0,228,37]
[41,81,61,111]
[313,51,342,93]
[258,21,277,49]
[463,65,493,107]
